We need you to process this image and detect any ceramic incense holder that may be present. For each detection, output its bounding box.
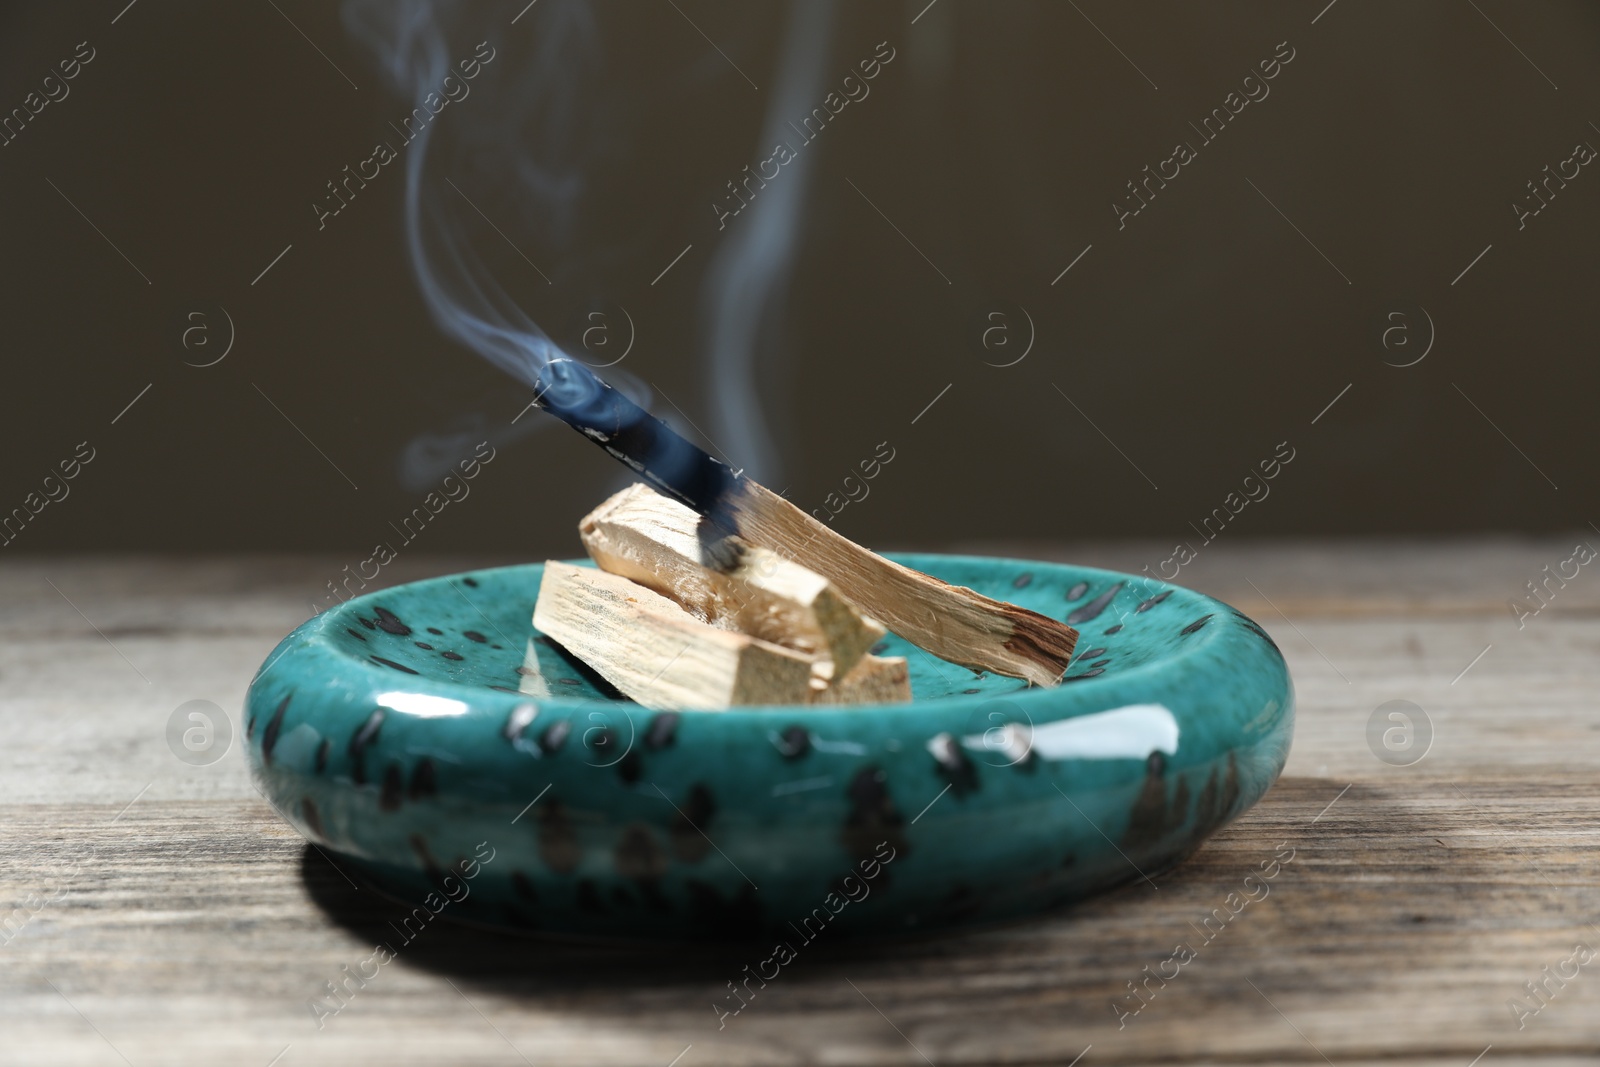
[245,555,1293,941]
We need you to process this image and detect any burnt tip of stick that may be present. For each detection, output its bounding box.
[532,358,746,525]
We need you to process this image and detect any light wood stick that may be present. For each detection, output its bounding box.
[532,562,814,711]
[811,654,911,705]
[579,484,885,675]
[721,481,1078,686]
[512,360,1072,684]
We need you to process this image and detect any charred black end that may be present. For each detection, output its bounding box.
[532,359,746,521]
[695,513,747,574]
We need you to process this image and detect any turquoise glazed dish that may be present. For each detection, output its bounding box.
[245,555,1293,941]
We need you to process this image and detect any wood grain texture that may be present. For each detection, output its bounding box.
[2,544,1598,1066]
[533,560,815,709]
[811,654,912,705]
[727,482,1079,685]
[580,483,885,676]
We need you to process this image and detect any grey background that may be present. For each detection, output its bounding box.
[1,0,1594,557]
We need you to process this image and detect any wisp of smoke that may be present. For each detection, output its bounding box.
[344,0,619,488]
[343,0,602,391]
[345,0,832,492]
[701,0,835,485]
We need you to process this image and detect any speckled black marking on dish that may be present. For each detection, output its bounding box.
[555,676,581,686]
[617,748,642,784]
[1136,590,1173,613]
[639,881,672,913]
[1012,572,1034,589]
[540,719,572,753]
[302,797,323,839]
[408,833,447,886]
[1066,582,1123,625]
[616,823,668,882]
[1091,659,1110,668]
[358,616,376,630]
[261,693,291,766]
[1121,751,1190,852]
[369,655,419,674]
[1104,624,1123,635]
[503,704,538,743]
[489,685,519,693]
[414,642,433,650]
[511,870,538,902]
[314,738,329,774]
[373,607,411,636]
[686,879,761,938]
[1232,612,1280,651]
[1063,668,1104,681]
[462,630,488,644]
[1244,624,1279,652]
[842,766,908,861]
[346,628,368,642]
[928,733,979,797]
[576,878,607,913]
[644,713,680,751]
[245,715,255,741]
[1181,614,1214,635]
[924,883,982,925]
[1194,763,1221,828]
[1194,752,1242,835]
[408,758,437,800]
[963,688,981,695]
[379,763,404,811]
[491,645,503,650]
[670,784,715,863]
[441,650,464,661]
[536,800,580,873]
[870,641,889,656]
[1066,581,1089,601]
[772,725,810,760]
[348,709,384,785]
[427,627,443,635]
[462,577,479,588]
[1077,647,1106,660]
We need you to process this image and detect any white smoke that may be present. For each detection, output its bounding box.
[701,1,835,485]
[344,0,833,488]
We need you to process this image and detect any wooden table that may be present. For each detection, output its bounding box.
[4,544,1597,1066]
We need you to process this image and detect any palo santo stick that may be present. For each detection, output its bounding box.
[722,481,1077,686]
[579,484,885,676]
[532,561,814,711]
[517,357,1075,684]
[811,654,911,705]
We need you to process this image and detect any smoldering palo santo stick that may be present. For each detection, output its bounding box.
[529,358,1078,686]
[531,358,742,517]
